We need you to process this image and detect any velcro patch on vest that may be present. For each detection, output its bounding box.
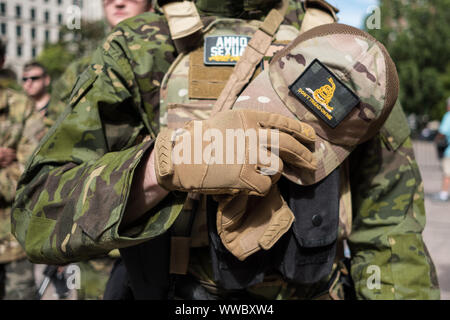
[204,35,251,66]
[189,48,234,99]
[289,59,360,128]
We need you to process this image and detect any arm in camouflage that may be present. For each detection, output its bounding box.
[11,13,186,264]
[347,102,440,299]
[52,55,95,106]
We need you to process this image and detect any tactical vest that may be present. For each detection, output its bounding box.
[158,0,351,279]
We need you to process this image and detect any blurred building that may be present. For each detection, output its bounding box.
[0,0,103,78]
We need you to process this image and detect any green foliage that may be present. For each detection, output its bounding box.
[37,43,77,81]
[367,0,450,120]
[37,20,108,81]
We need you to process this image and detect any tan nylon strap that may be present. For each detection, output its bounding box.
[299,0,338,34]
[162,1,204,53]
[211,0,289,115]
[299,8,336,34]
[338,159,352,239]
[211,34,270,115]
[259,7,285,36]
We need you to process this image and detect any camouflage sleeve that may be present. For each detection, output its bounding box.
[52,55,93,106]
[347,104,440,299]
[11,13,185,265]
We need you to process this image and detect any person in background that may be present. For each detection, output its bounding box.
[434,98,450,202]
[22,62,64,119]
[0,40,36,300]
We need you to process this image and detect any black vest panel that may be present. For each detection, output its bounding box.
[207,167,340,290]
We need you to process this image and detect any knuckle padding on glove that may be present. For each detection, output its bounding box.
[156,129,174,177]
[258,202,294,250]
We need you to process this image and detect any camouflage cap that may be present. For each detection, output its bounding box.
[233,23,399,185]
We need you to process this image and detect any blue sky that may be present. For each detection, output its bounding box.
[327,0,380,29]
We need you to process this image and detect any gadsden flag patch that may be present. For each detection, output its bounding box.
[204,35,251,66]
[289,59,360,128]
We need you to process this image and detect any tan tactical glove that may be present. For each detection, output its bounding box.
[215,184,294,261]
[155,109,316,196]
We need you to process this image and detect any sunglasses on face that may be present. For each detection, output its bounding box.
[22,75,44,82]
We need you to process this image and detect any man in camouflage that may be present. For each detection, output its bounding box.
[20,62,64,157]
[0,40,36,300]
[12,0,439,300]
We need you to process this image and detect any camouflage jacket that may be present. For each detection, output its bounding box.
[0,81,34,263]
[12,4,439,299]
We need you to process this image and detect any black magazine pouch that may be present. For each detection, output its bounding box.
[277,167,340,284]
[119,233,171,299]
[206,167,340,289]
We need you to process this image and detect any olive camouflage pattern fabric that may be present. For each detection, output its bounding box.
[52,54,122,300]
[0,81,34,264]
[196,0,282,18]
[11,2,439,299]
[348,134,440,299]
[52,55,94,106]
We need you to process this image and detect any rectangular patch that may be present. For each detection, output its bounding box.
[204,35,251,66]
[289,59,360,128]
[189,48,234,99]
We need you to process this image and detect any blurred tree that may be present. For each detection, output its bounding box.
[367,0,450,120]
[37,43,77,81]
[37,20,107,81]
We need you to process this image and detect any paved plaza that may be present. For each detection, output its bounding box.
[414,140,450,300]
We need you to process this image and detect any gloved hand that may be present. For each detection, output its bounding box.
[155,109,317,196]
[215,184,294,261]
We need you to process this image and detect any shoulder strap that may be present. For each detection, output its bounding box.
[161,1,204,53]
[211,0,289,116]
[299,0,338,34]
